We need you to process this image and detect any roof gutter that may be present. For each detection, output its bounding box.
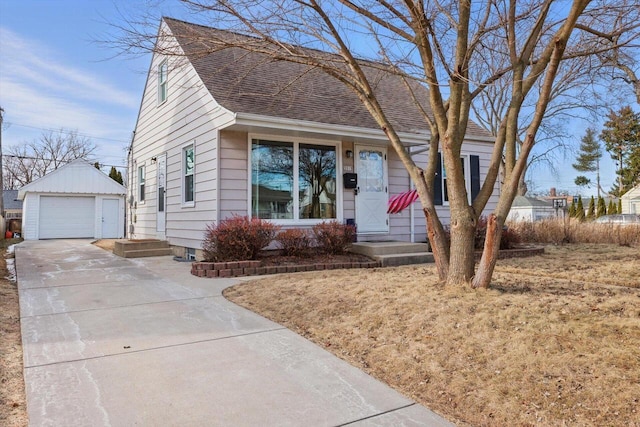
[227,112,495,145]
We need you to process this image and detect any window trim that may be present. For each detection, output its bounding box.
[182,142,195,207]
[442,154,471,206]
[247,133,342,224]
[157,60,168,105]
[138,165,146,203]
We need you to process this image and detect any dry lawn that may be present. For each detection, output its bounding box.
[0,240,28,427]
[225,244,640,426]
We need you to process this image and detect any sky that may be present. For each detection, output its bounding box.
[0,0,186,173]
[0,0,635,196]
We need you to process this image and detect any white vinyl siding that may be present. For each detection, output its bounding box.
[128,19,233,248]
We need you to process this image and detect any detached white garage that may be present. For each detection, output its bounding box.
[18,160,126,240]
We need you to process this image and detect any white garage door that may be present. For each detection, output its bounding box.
[39,196,95,239]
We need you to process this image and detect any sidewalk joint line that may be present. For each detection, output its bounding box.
[334,403,417,426]
[23,327,287,369]
[19,294,229,319]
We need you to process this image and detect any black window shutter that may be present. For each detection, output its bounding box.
[434,152,443,205]
[470,155,480,202]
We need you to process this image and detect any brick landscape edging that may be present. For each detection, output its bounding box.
[190,247,544,278]
[475,246,545,261]
[190,259,382,278]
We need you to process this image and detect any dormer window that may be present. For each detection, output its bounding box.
[158,60,168,104]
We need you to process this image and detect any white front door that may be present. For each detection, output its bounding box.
[355,145,389,233]
[101,198,120,238]
[156,153,167,235]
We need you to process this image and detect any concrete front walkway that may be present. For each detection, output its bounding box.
[16,240,453,426]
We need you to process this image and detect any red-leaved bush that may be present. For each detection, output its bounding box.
[275,228,313,257]
[202,215,280,261]
[312,221,356,254]
[474,216,521,250]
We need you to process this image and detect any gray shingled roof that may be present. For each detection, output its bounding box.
[164,18,492,139]
[3,190,22,210]
[511,195,553,208]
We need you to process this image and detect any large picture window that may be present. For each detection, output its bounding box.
[251,138,337,221]
[183,145,194,204]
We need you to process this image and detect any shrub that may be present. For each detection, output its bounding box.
[275,228,312,257]
[500,226,521,249]
[440,217,520,250]
[202,215,280,261]
[312,221,356,254]
[587,196,595,220]
[506,217,640,246]
[474,216,520,250]
[597,196,606,218]
[576,196,585,221]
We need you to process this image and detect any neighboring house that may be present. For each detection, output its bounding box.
[507,196,556,222]
[3,189,23,234]
[621,184,640,214]
[128,17,500,259]
[18,160,126,240]
[3,189,23,220]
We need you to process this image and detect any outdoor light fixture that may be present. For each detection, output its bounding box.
[346,150,353,158]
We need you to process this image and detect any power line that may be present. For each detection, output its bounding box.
[2,154,126,169]
[3,122,131,144]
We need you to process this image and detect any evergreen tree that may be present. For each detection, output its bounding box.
[109,166,124,185]
[600,106,640,196]
[596,196,606,217]
[94,162,101,170]
[576,196,585,221]
[573,128,603,196]
[608,199,616,215]
[587,196,595,219]
[618,198,623,214]
[568,201,576,218]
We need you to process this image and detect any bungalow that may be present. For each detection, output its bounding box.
[507,196,556,222]
[127,17,500,259]
[620,184,640,214]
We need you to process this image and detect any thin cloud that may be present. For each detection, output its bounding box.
[0,27,139,109]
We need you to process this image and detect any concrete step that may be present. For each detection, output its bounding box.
[376,252,434,267]
[350,241,430,257]
[113,240,171,258]
[120,248,173,258]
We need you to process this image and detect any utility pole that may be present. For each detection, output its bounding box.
[0,106,5,239]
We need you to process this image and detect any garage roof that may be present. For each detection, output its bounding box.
[17,160,126,200]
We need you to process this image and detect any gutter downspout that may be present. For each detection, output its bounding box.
[409,146,415,243]
[127,130,135,238]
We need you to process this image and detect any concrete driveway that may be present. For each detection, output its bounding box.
[16,239,453,426]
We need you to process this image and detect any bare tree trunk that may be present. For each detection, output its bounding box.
[424,207,449,281]
[446,206,477,286]
[472,213,503,289]
[517,171,528,196]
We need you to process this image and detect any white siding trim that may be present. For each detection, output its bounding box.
[181,141,196,208]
